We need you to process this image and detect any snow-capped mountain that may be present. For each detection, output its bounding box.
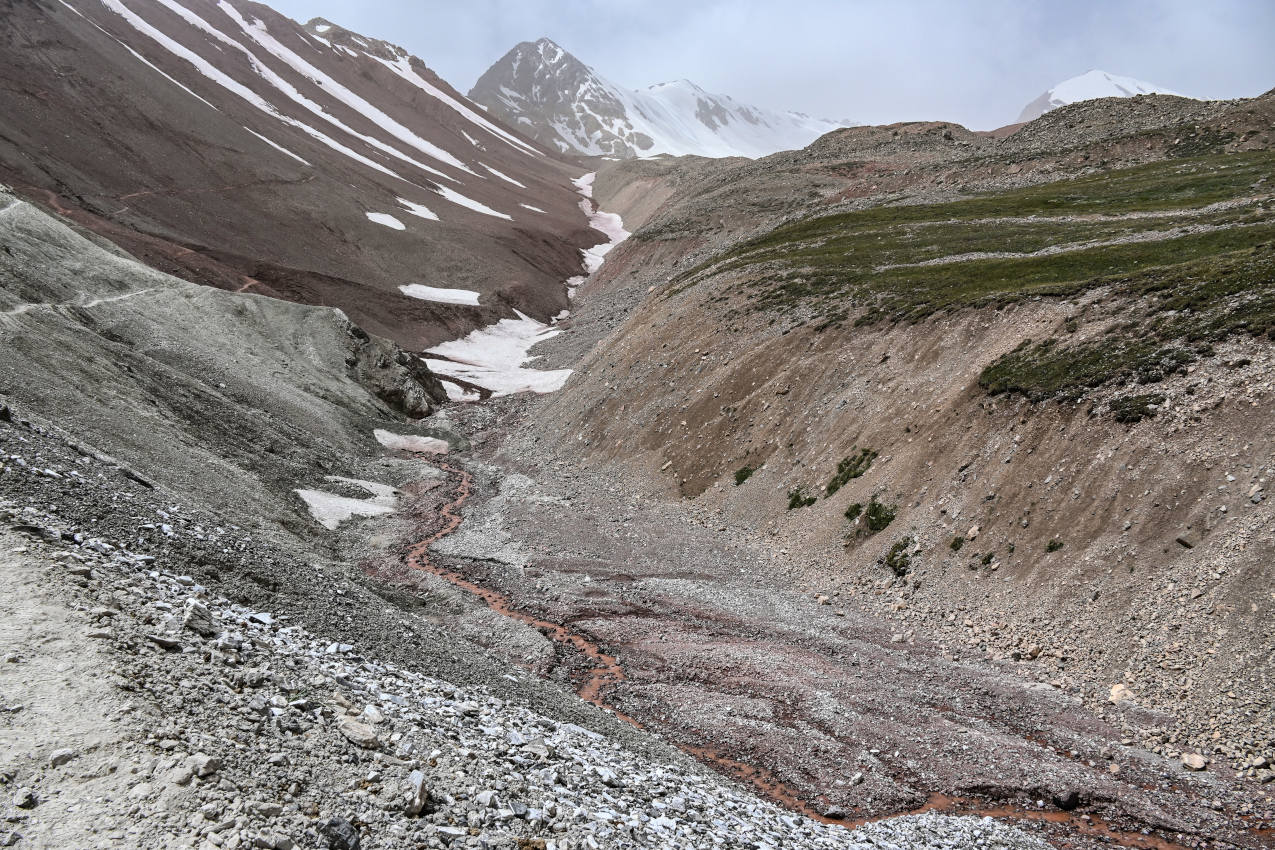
[1017,70,1188,123]
[469,38,852,159]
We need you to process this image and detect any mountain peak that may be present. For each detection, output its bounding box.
[469,42,854,158]
[1017,70,1188,123]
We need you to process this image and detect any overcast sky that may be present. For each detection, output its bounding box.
[268,0,1275,129]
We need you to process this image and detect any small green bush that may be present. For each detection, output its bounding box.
[787,488,817,510]
[981,551,995,566]
[1109,393,1166,423]
[735,466,755,486]
[844,502,863,522]
[950,536,965,552]
[825,448,877,496]
[1046,539,1064,553]
[885,536,913,576]
[864,498,897,533]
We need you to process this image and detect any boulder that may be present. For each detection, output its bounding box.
[336,718,380,750]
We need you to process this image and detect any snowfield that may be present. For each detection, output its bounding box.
[574,172,631,274]
[424,311,572,398]
[419,171,630,399]
[295,476,398,530]
[470,39,855,159]
[398,284,481,306]
[435,185,512,220]
[397,197,440,222]
[1017,69,1188,122]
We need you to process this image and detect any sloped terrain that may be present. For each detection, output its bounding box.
[0,184,448,550]
[469,38,851,159]
[0,177,1054,850]
[0,0,598,350]
[502,88,1275,842]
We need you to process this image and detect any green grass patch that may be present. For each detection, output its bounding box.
[1109,392,1167,423]
[864,498,897,533]
[844,502,863,522]
[734,466,755,486]
[676,152,1275,331]
[825,448,877,496]
[885,537,913,576]
[979,242,1275,401]
[787,488,817,510]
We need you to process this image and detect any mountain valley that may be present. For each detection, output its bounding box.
[0,3,1272,850]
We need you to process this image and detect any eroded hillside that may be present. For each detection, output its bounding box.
[528,90,1275,796]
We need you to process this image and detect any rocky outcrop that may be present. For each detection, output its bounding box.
[345,324,448,419]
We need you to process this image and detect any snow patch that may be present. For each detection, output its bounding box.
[245,128,310,165]
[520,203,546,214]
[366,212,405,230]
[434,186,512,220]
[397,197,440,221]
[573,172,630,275]
[295,477,397,530]
[398,285,480,306]
[58,0,218,110]
[424,310,571,397]
[482,165,527,188]
[369,54,542,158]
[373,430,449,454]
[110,0,416,184]
[313,23,331,33]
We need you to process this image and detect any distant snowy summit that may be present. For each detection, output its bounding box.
[469,38,854,159]
[1017,70,1189,123]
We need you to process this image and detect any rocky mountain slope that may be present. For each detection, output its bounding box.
[0,173,1053,849]
[469,38,851,159]
[0,183,448,552]
[0,0,600,350]
[511,87,1275,840]
[3,3,1274,846]
[1017,70,1188,123]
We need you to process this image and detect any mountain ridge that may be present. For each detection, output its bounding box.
[468,37,853,159]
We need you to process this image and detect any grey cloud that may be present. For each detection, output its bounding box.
[267,0,1275,129]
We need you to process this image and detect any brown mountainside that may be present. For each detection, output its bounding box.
[0,0,599,349]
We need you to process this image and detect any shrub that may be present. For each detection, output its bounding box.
[735,466,755,486]
[1109,393,1166,423]
[787,488,817,510]
[825,448,877,496]
[844,502,863,522]
[1046,539,1064,552]
[864,498,897,533]
[981,551,995,566]
[885,537,913,576]
[950,536,965,552]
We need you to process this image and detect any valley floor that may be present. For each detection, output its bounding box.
[389,394,1273,850]
[0,407,1055,850]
